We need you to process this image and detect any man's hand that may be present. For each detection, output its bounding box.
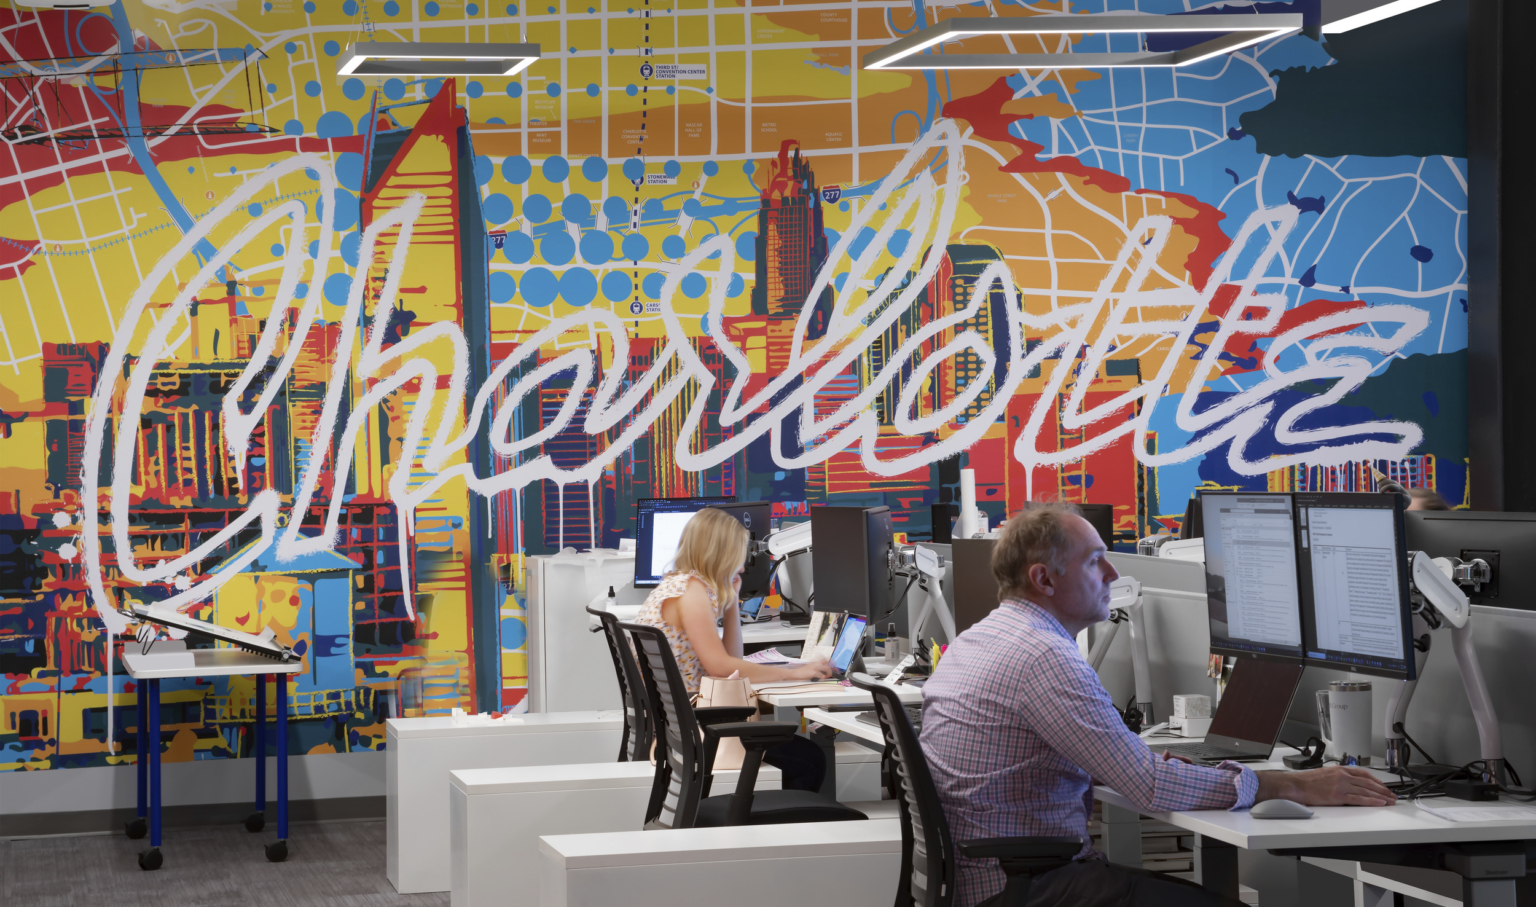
[1257,766,1398,807]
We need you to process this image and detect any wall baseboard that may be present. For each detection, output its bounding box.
[2,795,385,839]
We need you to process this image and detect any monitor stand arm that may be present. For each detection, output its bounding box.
[909,565,958,644]
[1385,553,1503,782]
[1088,577,1153,727]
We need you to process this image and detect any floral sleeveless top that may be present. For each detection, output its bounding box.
[633,571,722,695]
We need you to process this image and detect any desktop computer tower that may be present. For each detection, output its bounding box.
[811,505,893,618]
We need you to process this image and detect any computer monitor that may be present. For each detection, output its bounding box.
[1078,503,1114,547]
[1406,510,1536,608]
[633,496,735,587]
[1180,494,1204,540]
[810,505,893,618]
[1295,492,1415,679]
[952,538,1000,636]
[708,502,773,598]
[1200,492,1306,664]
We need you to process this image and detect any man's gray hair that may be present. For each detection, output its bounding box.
[991,502,1083,601]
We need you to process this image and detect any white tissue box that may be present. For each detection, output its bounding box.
[1172,694,1211,719]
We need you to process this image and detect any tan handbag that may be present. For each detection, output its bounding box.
[693,675,759,771]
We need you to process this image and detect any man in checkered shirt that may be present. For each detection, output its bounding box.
[920,503,1396,906]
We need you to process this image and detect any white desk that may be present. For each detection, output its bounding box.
[1094,758,1536,906]
[754,682,924,712]
[387,711,624,893]
[738,621,807,650]
[803,706,884,746]
[539,817,903,907]
[756,684,922,801]
[122,648,303,870]
[452,761,781,907]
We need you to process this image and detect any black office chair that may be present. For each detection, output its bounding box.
[586,604,651,762]
[848,672,1080,907]
[622,620,868,828]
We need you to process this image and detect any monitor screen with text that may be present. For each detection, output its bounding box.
[1296,493,1415,679]
[1201,492,1306,663]
[633,497,735,587]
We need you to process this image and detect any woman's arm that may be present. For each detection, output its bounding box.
[720,601,743,658]
[662,579,830,682]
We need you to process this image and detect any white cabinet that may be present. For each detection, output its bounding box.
[525,549,647,714]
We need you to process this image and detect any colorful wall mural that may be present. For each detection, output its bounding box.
[0,0,1467,772]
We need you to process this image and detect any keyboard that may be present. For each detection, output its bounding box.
[1156,741,1266,763]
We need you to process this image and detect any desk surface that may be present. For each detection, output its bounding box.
[539,817,903,868]
[1094,757,1536,849]
[756,683,924,709]
[738,622,807,645]
[123,648,303,679]
[804,706,885,744]
[387,710,623,739]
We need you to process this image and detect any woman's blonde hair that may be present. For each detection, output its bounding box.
[673,507,749,611]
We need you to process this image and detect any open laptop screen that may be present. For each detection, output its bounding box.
[830,616,868,675]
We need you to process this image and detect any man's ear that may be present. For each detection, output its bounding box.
[1027,563,1053,597]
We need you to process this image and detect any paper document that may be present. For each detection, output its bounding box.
[1414,801,1536,823]
[743,647,806,665]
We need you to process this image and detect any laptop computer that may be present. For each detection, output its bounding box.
[1154,658,1304,763]
[828,615,868,679]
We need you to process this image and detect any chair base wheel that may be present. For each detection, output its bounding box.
[137,847,163,871]
[244,811,265,833]
[125,817,147,839]
[265,839,288,862]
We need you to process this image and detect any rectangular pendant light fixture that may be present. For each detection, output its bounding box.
[861,13,1302,70]
[1322,0,1441,33]
[336,42,541,77]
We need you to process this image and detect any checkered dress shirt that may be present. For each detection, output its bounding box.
[919,599,1258,906]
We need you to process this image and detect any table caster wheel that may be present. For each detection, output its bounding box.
[125,818,147,839]
[138,848,163,871]
[265,839,288,863]
[244,811,265,833]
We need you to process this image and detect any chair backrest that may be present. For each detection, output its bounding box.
[585,605,651,761]
[850,673,954,907]
[620,621,707,830]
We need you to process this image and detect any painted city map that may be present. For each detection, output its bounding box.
[0,0,1466,769]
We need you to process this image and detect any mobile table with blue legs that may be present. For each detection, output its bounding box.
[122,649,304,871]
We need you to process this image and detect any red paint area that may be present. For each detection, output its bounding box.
[1136,189,1230,291]
[943,78,1232,291]
[2,9,361,216]
[0,7,121,59]
[942,77,1129,194]
[3,111,364,214]
[1198,292,1369,374]
[0,239,40,281]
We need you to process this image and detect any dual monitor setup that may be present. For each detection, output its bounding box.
[1202,491,1416,679]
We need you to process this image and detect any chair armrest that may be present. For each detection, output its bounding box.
[956,836,1082,861]
[694,706,757,726]
[702,721,800,750]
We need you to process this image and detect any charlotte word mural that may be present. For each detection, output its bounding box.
[0,0,1465,771]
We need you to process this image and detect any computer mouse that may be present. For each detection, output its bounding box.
[1251,798,1314,820]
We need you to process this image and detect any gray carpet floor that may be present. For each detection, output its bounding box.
[1,819,447,907]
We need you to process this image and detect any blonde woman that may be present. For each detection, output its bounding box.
[633,506,832,789]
